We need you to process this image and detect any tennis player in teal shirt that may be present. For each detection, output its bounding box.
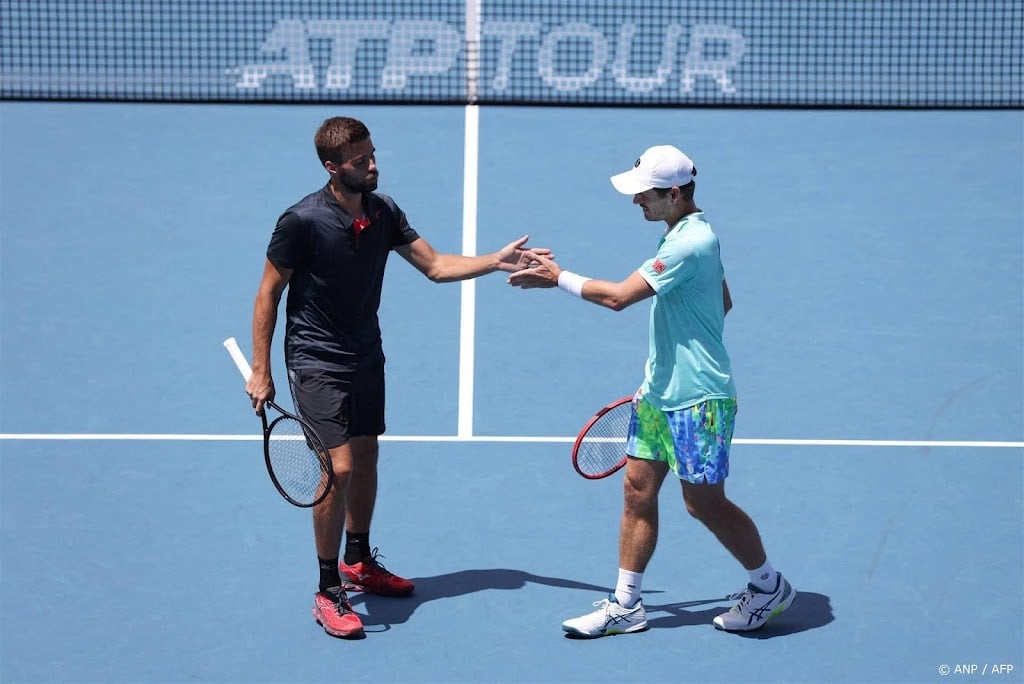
[508,144,795,638]
[639,209,736,412]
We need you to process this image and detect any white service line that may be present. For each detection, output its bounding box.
[0,434,1021,448]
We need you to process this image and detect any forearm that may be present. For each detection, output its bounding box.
[558,269,649,312]
[425,252,501,282]
[578,279,632,312]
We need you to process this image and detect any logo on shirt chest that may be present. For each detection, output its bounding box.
[352,215,371,234]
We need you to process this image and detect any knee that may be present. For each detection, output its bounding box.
[684,497,706,521]
[683,489,727,523]
[326,451,354,481]
[331,460,353,481]
[623,471,658,514]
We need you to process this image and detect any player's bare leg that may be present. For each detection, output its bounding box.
[619,458,670,572]
[680,480,765,569]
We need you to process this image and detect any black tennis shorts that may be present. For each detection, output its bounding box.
[286,350,386,449]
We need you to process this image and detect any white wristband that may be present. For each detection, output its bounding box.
[557,270,591,298]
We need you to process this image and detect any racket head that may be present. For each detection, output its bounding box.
[571,396,634,479]
[262,401,334,508]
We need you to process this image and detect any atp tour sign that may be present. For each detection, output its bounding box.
[229,18,746,98]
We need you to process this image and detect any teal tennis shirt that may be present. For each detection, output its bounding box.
[637,211,737,410]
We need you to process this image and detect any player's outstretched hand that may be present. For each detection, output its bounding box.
[495,235,554,273]
[507,252,561,289]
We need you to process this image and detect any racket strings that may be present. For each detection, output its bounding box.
[267,417,330,504]
[576,402,633,477]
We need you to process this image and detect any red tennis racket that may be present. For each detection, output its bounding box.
[571,396,634,479]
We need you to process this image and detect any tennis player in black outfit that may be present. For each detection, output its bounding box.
[245,116,549,638]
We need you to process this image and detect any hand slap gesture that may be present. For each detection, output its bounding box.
[495,235,554,273]
[507,252,562,289]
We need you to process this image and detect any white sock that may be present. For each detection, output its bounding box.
[748,559,778,592]
[614,568,643,607]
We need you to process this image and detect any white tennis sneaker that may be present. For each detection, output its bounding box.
[562,595,648,638]
[713,573,796,632]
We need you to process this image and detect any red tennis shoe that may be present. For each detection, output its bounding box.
[340,548,415,596]
[312,586,365,638]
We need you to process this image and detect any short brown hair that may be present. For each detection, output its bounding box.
[314,117,370,163]
[653,182,695,199]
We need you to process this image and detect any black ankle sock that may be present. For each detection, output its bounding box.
[343,532,370,565]
[318,556,341,592]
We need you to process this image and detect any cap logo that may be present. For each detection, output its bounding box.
[634,158,641,168]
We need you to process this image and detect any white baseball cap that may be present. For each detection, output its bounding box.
[609,145,697,194]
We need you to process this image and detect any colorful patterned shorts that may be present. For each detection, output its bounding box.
[626,394,738,484]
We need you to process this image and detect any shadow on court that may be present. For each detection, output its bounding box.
[643,591,835,638]
[349,568,834,640]
[729,591,835,639]
[348,568,608,631]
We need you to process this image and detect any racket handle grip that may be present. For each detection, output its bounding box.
[222,337,253,382]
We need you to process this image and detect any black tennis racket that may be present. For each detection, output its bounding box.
[223,337,333,508]
[571,396,633,479]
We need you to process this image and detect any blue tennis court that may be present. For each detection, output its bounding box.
[1,98,1022,683]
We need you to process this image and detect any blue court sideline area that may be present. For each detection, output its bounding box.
[1,102,1022,683]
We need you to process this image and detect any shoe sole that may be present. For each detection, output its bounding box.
[563,622,648,638]
[713,589,797,632]
[343,581,415,596]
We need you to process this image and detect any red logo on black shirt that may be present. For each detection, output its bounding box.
[352,215,371,235]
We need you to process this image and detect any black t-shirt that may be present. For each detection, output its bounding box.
[266,184,420,369]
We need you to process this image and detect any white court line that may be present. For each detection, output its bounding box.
[458,0,482,439]
[0,434,1021,447]
[457,102,480,440]
[460,0,483,438]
